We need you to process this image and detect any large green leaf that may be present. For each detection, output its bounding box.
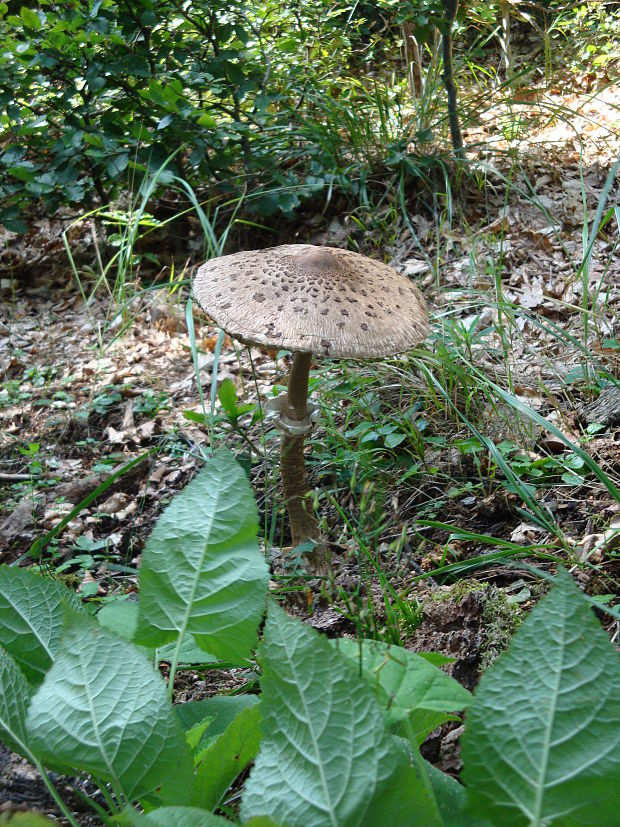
[241,603,441,827]
[462,569,620,826]
[116,807,231,826]
[332,638,470,741]
[175,695,259,751]
[26,615,194,806]
[136,450,269,663]
[98,599,218,665]
[0,648,32,757]
[0,565,84,684]
[0,814,56,826]
[424,762,493,827]
[194,704,262,810]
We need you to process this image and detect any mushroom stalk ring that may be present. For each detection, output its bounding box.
[264,393,320,437]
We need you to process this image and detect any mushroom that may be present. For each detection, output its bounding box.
[193,244,429,570]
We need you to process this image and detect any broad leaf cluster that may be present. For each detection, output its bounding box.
[0,449,619,825]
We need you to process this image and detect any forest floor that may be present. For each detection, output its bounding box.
[1,78,619,822]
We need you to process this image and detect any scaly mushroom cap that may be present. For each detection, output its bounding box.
[194,244,429,358]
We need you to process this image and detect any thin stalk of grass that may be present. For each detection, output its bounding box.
[68,782,115,824]
[328,494,418,643]
[33,759,82,827]
[209,329,228,422]
[62,150,182,318]
[247,349,274,550]
[185,297,209,444]
[398,174,435,273]
[492,163,515,392]
[408,543,564,583]
[480,370,620,502]
[578,154,620,376]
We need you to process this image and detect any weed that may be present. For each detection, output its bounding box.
[90,386,124,417]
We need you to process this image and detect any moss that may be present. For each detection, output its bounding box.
[479,585,523,669]
[426,578,523,669]
[427,578,488,604]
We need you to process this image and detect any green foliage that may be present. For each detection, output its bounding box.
[0,566,85,684]
[135,448,270,665]
[332,638,471,742]
[117,807,232,826]
[194,704,262,810]
[27,614,194,807]
[0,0,427,230]
[0,648,32,756]
[0,814,57,827]
[0,451,618,824]
[241,601,439,827]
[462,568,620,826]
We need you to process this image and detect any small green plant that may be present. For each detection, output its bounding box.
[1,450,619,825]
[90,385,124,416]
[0,380,32,409]
[183,377,259,454]
[17,442,43,490]
[134,390,170,417]
[22,366,57,388]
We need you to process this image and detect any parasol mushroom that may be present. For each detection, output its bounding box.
[194,244,429,570]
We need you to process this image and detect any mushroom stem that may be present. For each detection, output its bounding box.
[281,351,320,547]
[286,351,312,421]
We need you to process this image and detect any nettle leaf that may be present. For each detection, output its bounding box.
[0,565,85,685]
[462,569,620,826]
[332,638,471,741]
[241,603,440,827]
[136,450,269,664]
[0,648,32,757]
[27,615,194,806]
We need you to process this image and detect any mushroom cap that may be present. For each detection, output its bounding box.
[194,244,429,359]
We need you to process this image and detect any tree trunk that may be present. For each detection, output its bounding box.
[441,0,464,156]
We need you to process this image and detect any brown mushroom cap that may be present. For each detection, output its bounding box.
[194,244,429,358]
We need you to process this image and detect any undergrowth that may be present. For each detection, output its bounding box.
[1,450,619,826]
